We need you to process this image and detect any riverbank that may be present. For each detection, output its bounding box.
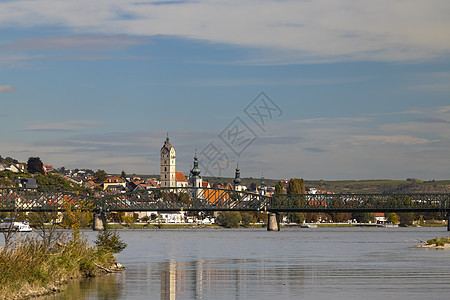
[103,222,446,229]
[0,231,124,299]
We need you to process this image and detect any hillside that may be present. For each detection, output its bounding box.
[204,177,450,194]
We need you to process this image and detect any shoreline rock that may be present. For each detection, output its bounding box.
[414,244,450,249]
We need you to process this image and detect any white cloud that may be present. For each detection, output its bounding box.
[0,0,449,63]
[0,85,17,93]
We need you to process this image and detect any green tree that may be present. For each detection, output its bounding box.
[216,212,241,228]
[95,229,127,253]
[287,212,305,224]
[287,178,305,194]
[241,212,253,227]
[120,170,127,180]
[287,178,305,208]
[330,212,352,223]
[398,212,416,226]
[93,169,108,184]
[275,181,284,194]
[27,157,45,174]
[352,212,376,223]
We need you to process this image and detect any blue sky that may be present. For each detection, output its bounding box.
[0,0,449,180]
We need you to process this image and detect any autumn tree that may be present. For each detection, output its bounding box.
[385,212,399,224]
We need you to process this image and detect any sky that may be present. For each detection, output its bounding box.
[0,0,449,180]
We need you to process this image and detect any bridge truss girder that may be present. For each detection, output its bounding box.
[0,187,449,214]
[100,187,268,212]
[0,188,95,212]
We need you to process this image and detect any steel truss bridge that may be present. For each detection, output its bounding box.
[1,187,449,214]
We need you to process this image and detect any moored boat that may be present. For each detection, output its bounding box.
[300,224,318,228]
[376,223,398,228]
[0,219,33,232]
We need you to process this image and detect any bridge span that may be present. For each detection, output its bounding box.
[1,187,449,230]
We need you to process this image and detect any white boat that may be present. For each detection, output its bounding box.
[0,219,33,232]
[376,223,399,228]
[300,224,318,228]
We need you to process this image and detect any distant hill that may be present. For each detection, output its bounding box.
[204,177,450,194]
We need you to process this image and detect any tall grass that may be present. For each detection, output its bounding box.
[0,231,118,299]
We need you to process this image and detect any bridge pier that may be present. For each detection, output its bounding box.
[267,212,280,231]
[93,211,106,231]
[447,214,450,232]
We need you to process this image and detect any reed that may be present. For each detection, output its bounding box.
[0,231,118,299]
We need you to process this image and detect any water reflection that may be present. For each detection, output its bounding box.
[18,228,450,299]
[133,259,306,300]
[38,258,306,299]
[39,273,124,300]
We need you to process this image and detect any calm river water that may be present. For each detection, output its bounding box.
[22,227,450,299]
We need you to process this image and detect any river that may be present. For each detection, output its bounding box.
[14,227,450,299]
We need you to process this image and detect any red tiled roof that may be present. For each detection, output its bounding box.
[175,172,187,182]
[104,177,125,183]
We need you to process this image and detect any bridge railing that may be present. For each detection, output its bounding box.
[268,193,450,212]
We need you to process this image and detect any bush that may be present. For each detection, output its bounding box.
[426,237,450,246]
[287,212,305,224]
[216,212,241,228]
[241,213,253,227]
[398,212,416,226]
[94,229,127,254]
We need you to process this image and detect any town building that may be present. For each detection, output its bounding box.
[103,176,127,192]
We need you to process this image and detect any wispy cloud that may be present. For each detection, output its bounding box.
[156,77,369,87]
[24,120,107,132]
[407,71,450,92]
[0,0,449,63]
[349,135,437,145]
[0,85,17,93]
[2,35,147,52]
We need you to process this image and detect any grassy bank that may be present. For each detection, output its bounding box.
[0,231,124,299]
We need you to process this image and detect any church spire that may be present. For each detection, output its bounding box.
[233,163,241,186]
[190,151,202,187]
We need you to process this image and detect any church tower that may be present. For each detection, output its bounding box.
[160,135,176,187]
[189,152,202,188]
[233,164,242,191]
[259,173,267,196]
